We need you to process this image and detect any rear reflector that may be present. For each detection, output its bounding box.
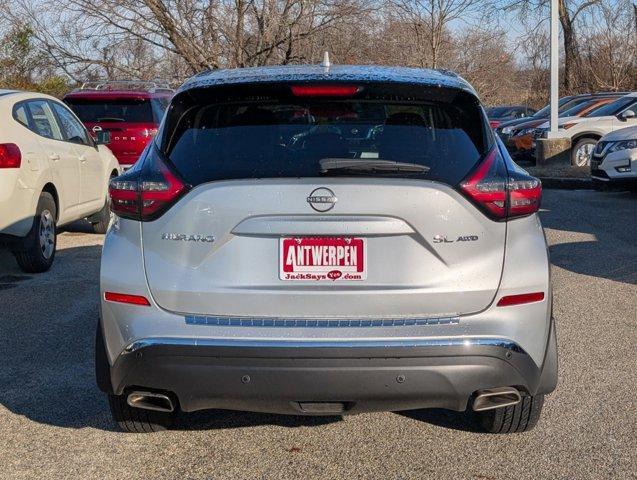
[291,85,361,97]
[104,292,151,306]
[0,143,21,168]
[497,292,545,307]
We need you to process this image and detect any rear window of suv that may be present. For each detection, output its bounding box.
[161,84,491,186]
[65,98,164,123]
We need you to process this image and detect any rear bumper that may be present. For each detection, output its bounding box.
[104,324,557,414]
[0,173,36,237]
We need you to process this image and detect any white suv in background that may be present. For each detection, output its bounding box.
[535,92,637,166]
[591,125,637,190]
[0,90,120,272]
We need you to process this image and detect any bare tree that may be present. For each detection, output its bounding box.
[578,0,637,91]
[450,27,520,105]
[390,0,487,68]
[1,0,634,104]
[6,0,370,79]
[496,0,601,91]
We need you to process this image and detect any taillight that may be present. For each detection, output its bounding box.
[460,149,508,219]
[460,148,541,220]
[489,120,501,129]
[291,84,361,97]
[508,172,542,217]
[0,143,21,168]
[109,147,187,221]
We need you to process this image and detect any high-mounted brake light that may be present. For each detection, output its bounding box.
[291,84,361,97]
[497,292,545,307]
[104,292,151,306]
[0,143,21,168]
[460,148,541,220]
[109,148,187,221]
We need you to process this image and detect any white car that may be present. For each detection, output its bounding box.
[535,92,637,166]
[0,90,120,272]
[591,125,637,190]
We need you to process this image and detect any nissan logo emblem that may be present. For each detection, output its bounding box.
[92,125,103,132]
[307,187,337,212]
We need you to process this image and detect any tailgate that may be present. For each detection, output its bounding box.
[141,179,505,318]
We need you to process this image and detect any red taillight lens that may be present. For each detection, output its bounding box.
[460,149,507,219]
[291,84,361,97]
[104,291,151,306]
[489,120,501,129]
[508,175,542,217]
[139,162,186,217]
[497,292,545,307]
[109,148,187,221]
[460,148,541,220]
[0,143,22,168]
[108,180,139,217]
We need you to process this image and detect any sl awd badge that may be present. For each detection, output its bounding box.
[433,234,479,243]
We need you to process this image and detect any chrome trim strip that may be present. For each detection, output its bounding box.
[124,337,526,354]
[184,315,460,328]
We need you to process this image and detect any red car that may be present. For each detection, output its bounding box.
[64,81,173,169]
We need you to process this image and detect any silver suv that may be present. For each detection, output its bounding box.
[96,65,557,433]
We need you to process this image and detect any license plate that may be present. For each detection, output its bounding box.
[279,237,367,281]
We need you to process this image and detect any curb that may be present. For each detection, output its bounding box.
[538,177,592,190]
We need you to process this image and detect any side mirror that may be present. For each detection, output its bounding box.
[95,130,111,145]
[619,109,636,121]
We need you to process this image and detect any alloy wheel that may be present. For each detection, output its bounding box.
[575,142,595,167]
[38,210,55,259]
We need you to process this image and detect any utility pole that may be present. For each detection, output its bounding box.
[536,0,570,165]
[549,0,559,137]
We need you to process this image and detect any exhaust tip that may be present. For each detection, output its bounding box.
[472,387,521,412]
[127,391,175,413]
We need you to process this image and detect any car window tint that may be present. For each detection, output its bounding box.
[151,98,169,123]
[590,97,634,117]
[164,93,488,187]
[14,104,29,127]
[65,98,153,123]
[27,100,64,140]
[51,101,90,145]
[621,101,637,114]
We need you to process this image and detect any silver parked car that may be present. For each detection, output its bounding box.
[97,65,557,433]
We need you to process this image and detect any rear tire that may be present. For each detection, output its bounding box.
[108,394,176,433]
[14,192,57,273]
[90,200,111,234]
[478,394,545,434]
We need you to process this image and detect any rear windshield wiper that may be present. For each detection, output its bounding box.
[319,158,430,173]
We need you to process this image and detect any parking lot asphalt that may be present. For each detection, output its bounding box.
[0,189,635,480]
